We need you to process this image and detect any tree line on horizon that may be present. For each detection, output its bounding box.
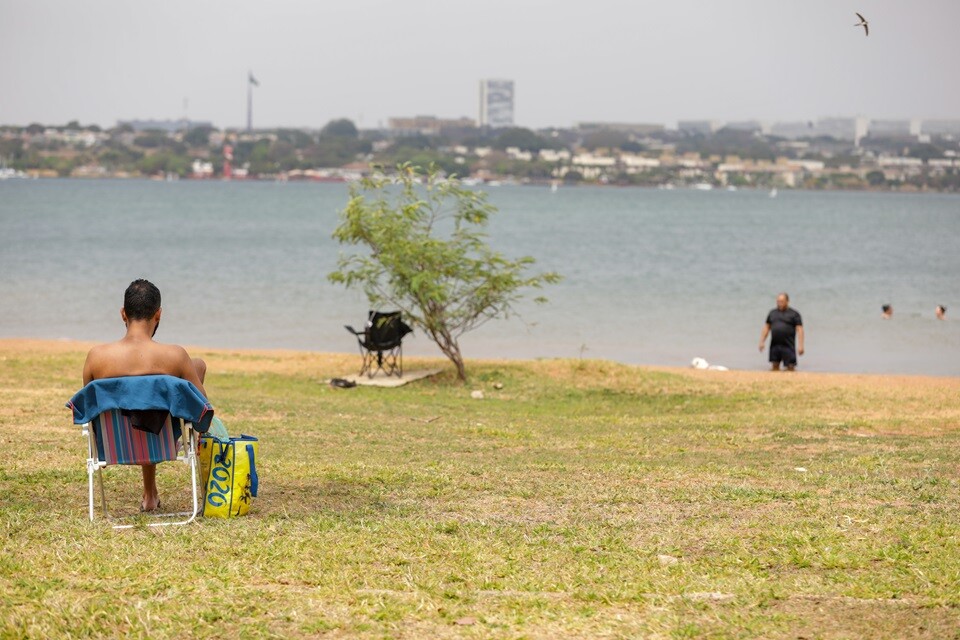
[2,118,958,191]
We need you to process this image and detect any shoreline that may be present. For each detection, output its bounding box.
[5,175,960,196]
[6,338,958,388]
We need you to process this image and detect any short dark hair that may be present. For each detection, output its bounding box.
[124,279,161,320]
[882,304,891,313]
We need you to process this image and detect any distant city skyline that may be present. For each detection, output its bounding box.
[2,1,959,130]
[70,114,960,137]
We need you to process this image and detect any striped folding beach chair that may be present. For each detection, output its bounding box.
[67,375,214,528]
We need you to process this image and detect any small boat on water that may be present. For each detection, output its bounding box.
[0,156,28,180]
[692,182,714,191]
[769,188,778,198]
[0,168,28,180]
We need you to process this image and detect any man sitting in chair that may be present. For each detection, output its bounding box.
[82,279,208,512]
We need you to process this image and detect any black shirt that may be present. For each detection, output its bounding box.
[766,308,803,349]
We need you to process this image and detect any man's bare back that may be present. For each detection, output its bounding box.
[83,336,206,396]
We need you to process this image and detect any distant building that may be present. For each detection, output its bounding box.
[117,118,212,132]
[387,115,476,137]
[854,117,870,145]
[819,117,869,144]
[769,117,867,145]
[620,154,661,172]
[539,148,571,162]
[868,119,918,138]
[505,147,532,161]
[677,120,721,135]
[769,121,816,139]
[479,79,514,128]
[37,128,105,147]
[922,119,960,136]
[723,120,764,134]
[191,159,214,178]
[576,122,664,135]
[813,117,860,140]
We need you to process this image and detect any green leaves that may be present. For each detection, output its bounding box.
[329,164,560,381]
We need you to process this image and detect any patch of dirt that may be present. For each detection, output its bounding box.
[766,595,960,639]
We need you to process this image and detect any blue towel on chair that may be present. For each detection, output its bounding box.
[67,375,214,433]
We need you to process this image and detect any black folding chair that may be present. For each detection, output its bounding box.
[344,311,413,378]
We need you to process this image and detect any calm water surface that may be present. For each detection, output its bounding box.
[1,179,958,376]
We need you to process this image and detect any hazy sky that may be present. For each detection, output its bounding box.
[2,1,959,130]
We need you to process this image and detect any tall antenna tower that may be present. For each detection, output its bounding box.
[247,71,260,132]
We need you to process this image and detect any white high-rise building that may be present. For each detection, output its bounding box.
[479,79,514,128]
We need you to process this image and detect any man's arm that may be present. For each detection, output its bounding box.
[82,349,98,385]
[796,325,804,356]
[759,323,770,351]
[174,347,207,398]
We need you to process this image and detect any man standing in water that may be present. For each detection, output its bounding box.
[82,279,208,511]
[758,292,804,371]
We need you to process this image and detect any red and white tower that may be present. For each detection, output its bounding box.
[223,144,233,180]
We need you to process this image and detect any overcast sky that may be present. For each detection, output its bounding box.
[2,1,959,130]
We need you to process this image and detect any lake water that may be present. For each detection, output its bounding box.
[1,179,958,376]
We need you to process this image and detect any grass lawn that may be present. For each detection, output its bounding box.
[1,339,959,639]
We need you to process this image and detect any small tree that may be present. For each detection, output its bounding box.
[329,164,560,382]
[320,118,359,139]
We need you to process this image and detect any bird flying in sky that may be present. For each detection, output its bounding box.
[854,12,869,36]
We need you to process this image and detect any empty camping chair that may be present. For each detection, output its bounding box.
[344,310,413,378]
[66,375,214,528]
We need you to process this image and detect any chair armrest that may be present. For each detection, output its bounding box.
[345,325,362,335]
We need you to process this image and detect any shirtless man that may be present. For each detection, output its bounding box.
[82,279,208,511]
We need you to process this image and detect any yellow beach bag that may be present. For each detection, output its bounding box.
[199,433,259,518]
[198,417,229,486]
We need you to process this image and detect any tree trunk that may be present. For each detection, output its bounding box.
[434,332,466,382]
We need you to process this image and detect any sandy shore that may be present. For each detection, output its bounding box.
[5,337,958,393]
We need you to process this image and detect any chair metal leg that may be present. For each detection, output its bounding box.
[183,431,200,523]
[358,344,374,377]
[381,346,403,377]
[84,422,108,522]
[88,460,95,523]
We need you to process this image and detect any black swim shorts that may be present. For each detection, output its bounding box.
[770,344,797,366]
